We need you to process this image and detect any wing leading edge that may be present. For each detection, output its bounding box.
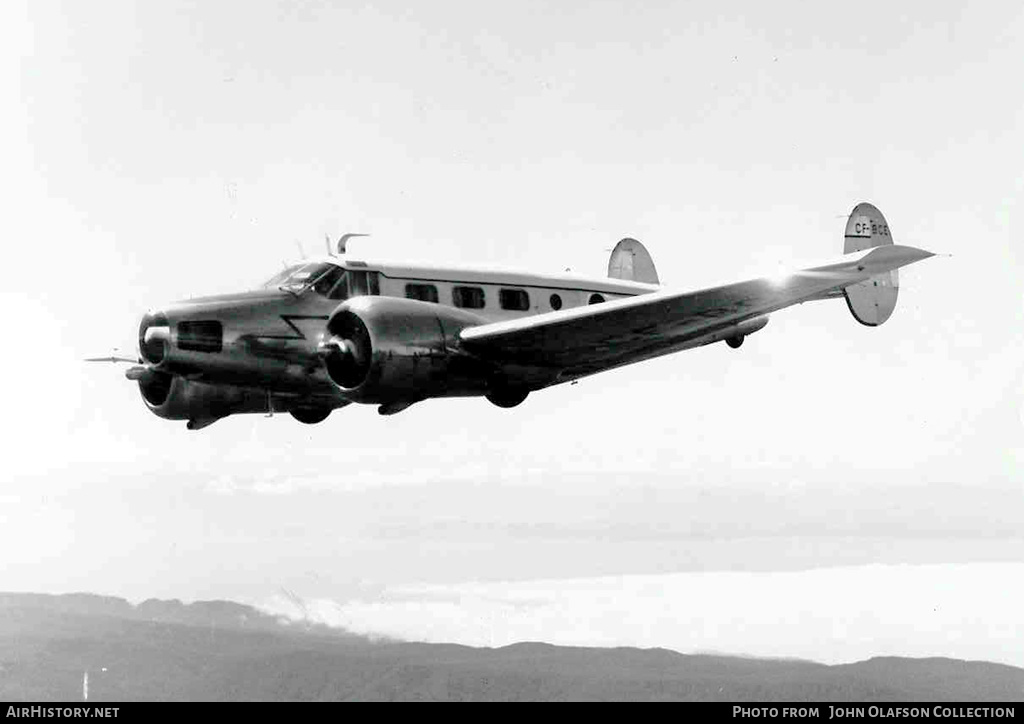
[458,244,934,385]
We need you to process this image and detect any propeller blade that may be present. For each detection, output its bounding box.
[84,355,141,364]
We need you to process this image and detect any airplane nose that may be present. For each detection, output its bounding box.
[138,310,169,364]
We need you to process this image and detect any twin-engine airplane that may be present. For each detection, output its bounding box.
[89,202,934,430]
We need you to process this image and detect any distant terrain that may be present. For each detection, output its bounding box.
[1,592,1021,702]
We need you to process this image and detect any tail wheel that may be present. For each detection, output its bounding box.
[486,387,529,409]
[290,408,332,425]
[726,335,744,349]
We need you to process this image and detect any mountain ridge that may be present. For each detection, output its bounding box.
[1,592,1021,701]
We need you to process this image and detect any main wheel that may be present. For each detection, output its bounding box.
[290,408,332,424]
[486,388,529,409]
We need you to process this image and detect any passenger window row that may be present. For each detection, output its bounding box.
[404,284,539,311]
[402,284,609,310]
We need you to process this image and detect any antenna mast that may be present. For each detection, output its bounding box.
[336,233,369,255]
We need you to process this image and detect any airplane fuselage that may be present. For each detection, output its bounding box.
[105,202,933,429]
[133,257,658,427]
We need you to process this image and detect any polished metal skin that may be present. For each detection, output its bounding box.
[134,284,351,428]
[122,254,659,428]
[318,295,492,403]
[91,203,935,429]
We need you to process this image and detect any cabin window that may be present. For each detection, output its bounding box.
[405,283,439,303]
[589,293,605,305]
[500,288,530,311]
[453,286,485,309]
[368,272,380,295]
[549,293,562,310]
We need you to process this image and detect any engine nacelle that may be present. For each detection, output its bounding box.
[318,296,491,404]
[137,370,270,422]
[706,315,770,348]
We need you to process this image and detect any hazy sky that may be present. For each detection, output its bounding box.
[4,1,1023,665]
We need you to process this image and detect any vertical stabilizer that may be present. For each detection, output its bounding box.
[608,238,659,284]
[843,202,898,326]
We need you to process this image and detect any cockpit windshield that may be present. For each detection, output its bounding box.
[258,262,348,299]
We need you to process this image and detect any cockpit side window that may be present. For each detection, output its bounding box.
[348,270,369,297]
[262,263,322,289]
[260,262,346,296]
[311,265,346,298]
[259,264,304,289]
[326,269,350,300]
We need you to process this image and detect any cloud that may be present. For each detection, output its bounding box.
[201,455,593,497]
[204,467,440,496]
[258,563,1024,667]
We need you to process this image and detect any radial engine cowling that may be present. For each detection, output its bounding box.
[136,369,269,422]
[318,296,490,404]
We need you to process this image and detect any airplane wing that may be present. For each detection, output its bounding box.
[458,244,934,385]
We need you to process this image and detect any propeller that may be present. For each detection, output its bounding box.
[84,348,141,364]
[84,348,157,384]
[316,318,371,389]
[317,335,366,373]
